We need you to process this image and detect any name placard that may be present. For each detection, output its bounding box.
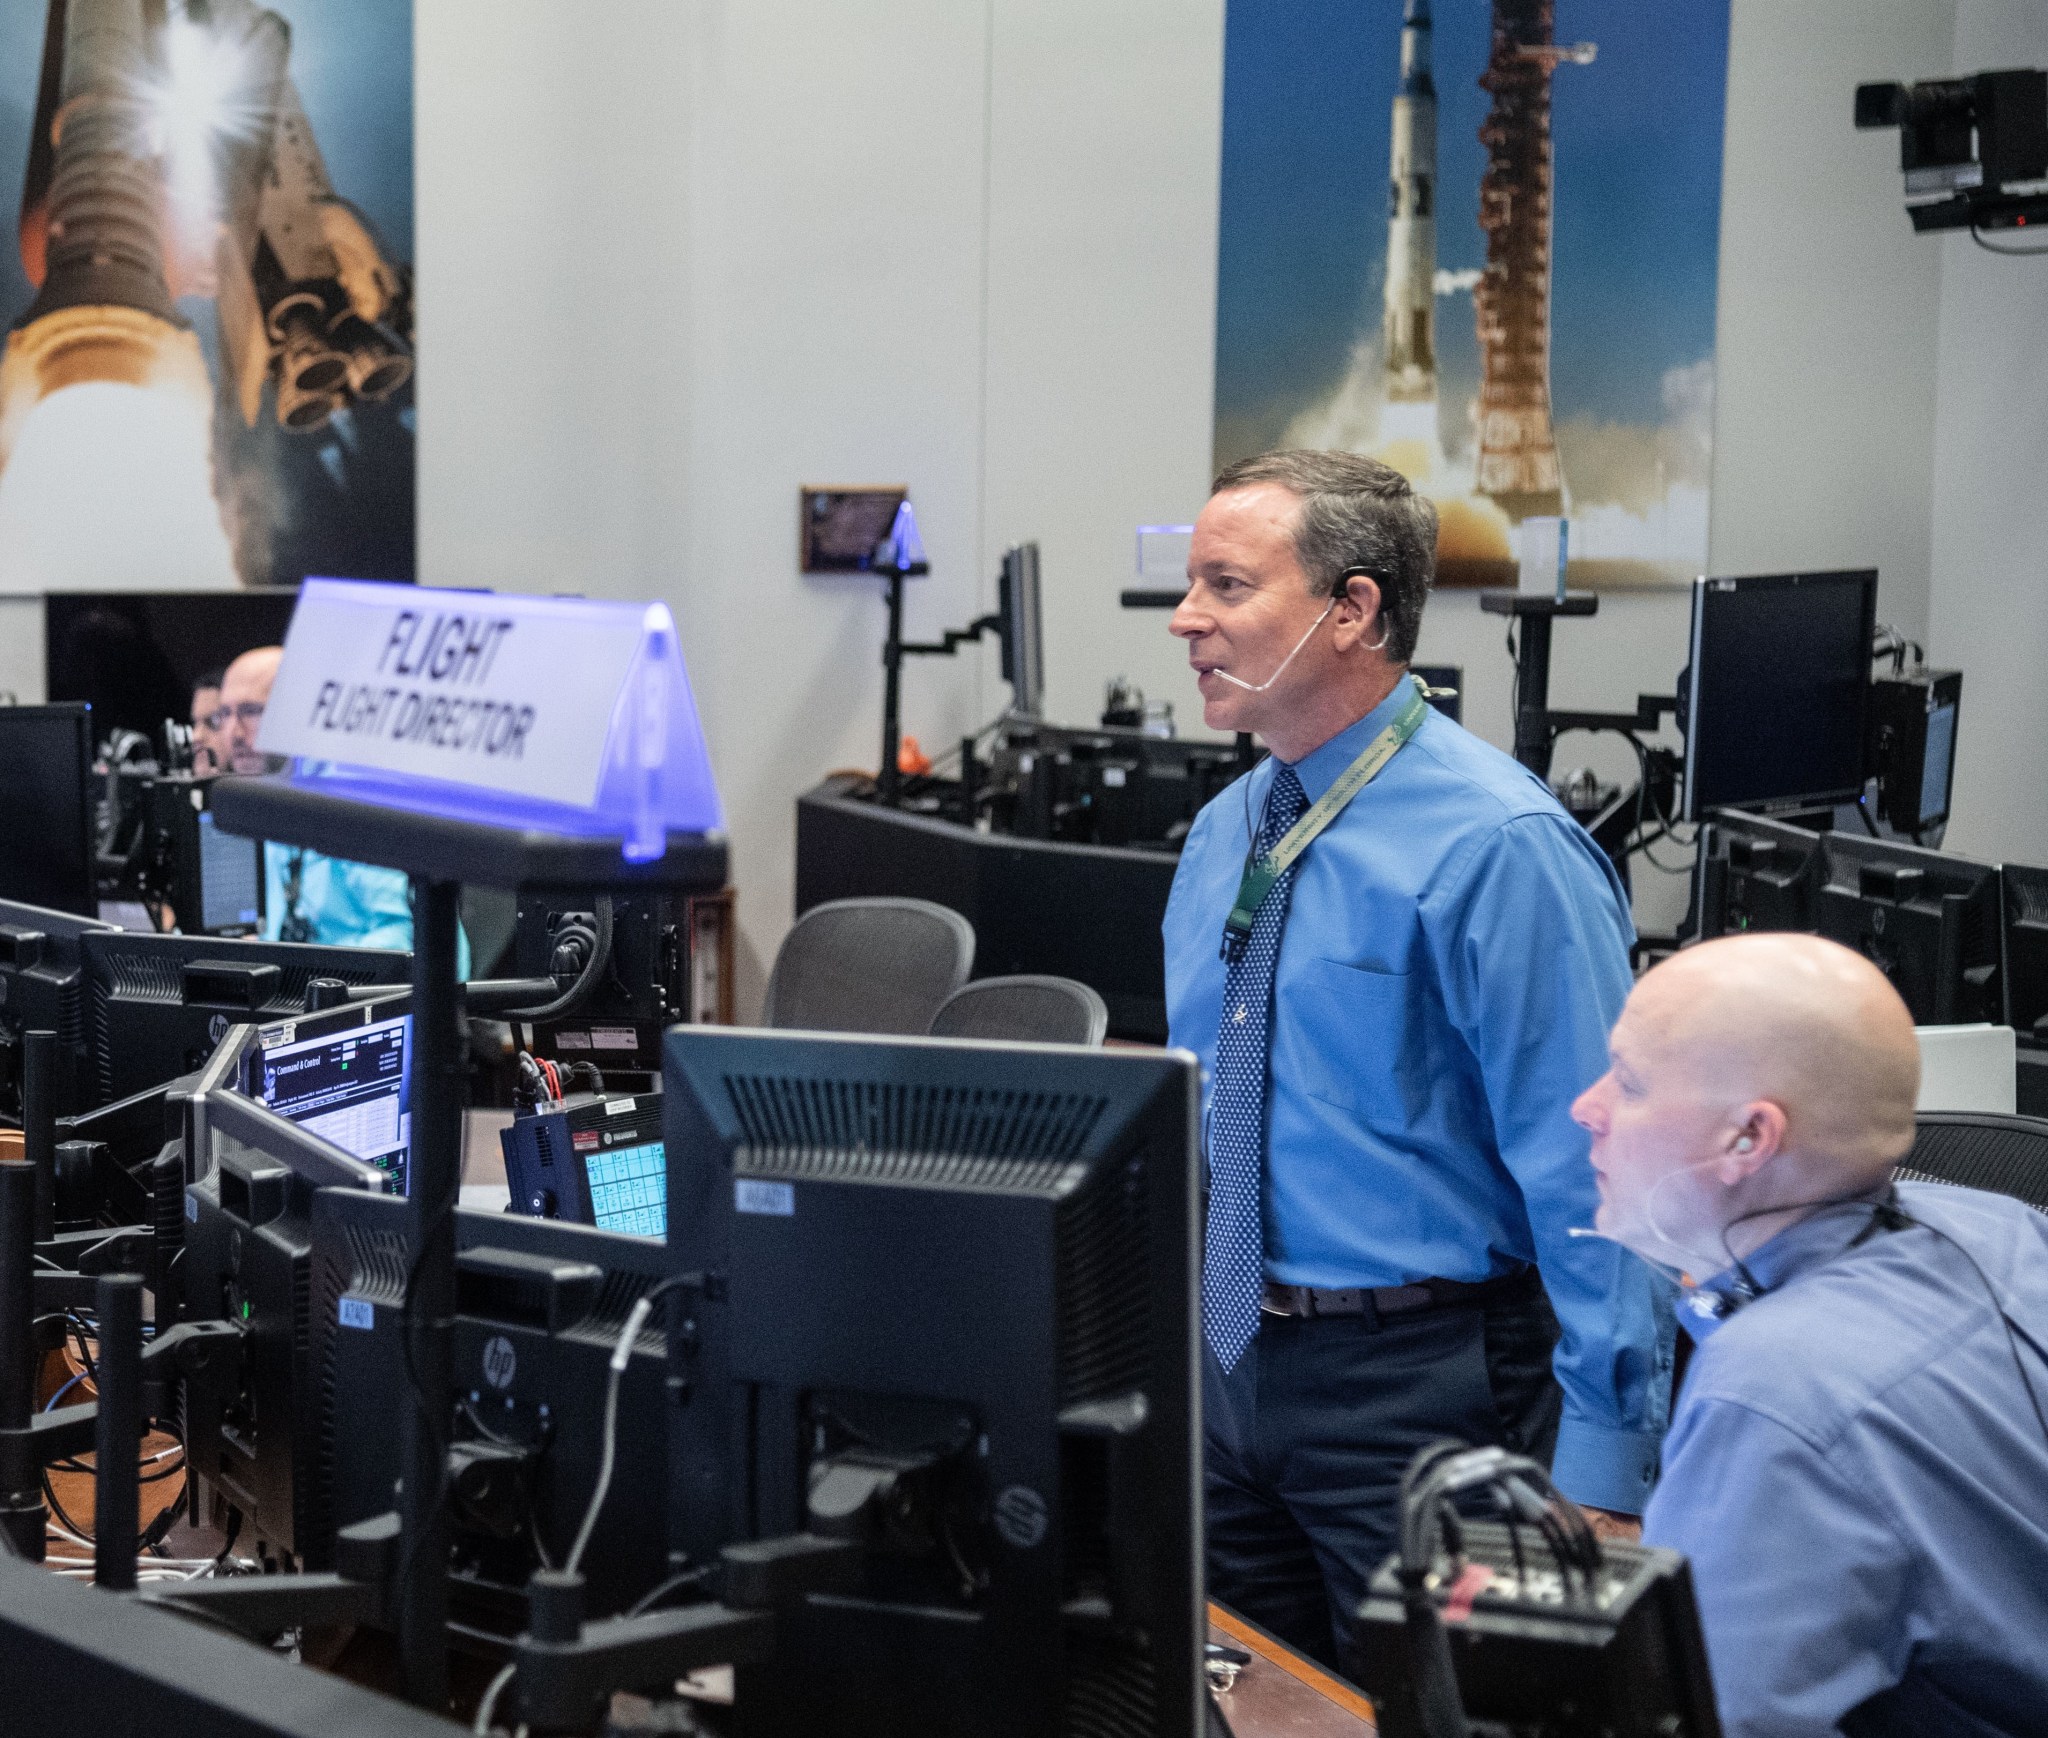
[262,580,656,809]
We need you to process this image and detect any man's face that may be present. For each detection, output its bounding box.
[1571,986,1736,1273]
[219,653,280,775]
[190,685,223,771]
[1170,484,1331,738]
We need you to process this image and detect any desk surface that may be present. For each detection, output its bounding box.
[1210,1603,1376,1737]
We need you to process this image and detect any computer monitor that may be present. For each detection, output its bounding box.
[181,1089,390,1561]
[43,588,301,747]
[0,897,113,1122]
[245,1004,413,1195]
[1691,812,1825,940]
[999,542,1045,719]
[2002,864,2048,1048]
[663,1026,1202,1738]
[309,1192,677,1613]
[0,704,95,916]
[1868,668,1963,837]
[1681,570,1878,822]
[1815,833,2003,1025]
[138,775,265,936]
[82,930,413,1107]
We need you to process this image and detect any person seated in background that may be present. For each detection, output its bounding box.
[217,645,470,972]
[189,666,226,772]
[1572,933,2048,1738]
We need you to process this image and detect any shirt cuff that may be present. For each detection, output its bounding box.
[1548,1416,1663,1516]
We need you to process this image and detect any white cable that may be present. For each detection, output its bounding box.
[564,1295,654,1576]
[473,1662,516,1735]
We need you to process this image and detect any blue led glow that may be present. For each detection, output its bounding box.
[281,583,723,858]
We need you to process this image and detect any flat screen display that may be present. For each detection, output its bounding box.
[0,705,95,915]
[584,1138,666,1238]
[197,810,264,933]
[253,1012,412,1194]
[1683,571,1877,821]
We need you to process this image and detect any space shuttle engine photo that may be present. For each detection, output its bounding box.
[0,0,415,590]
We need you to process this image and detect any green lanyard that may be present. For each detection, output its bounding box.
[1220,675,1431,959]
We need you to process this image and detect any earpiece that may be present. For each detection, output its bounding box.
[1734,1136,1755,1153]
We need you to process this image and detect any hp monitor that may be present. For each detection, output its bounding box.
[1815,834,2002,1025]
[663,1026,1203,1738]
[1681,571,1877,821]
[0,898,112,1122]
[310,1192,677,1613]
[2004,864,2048,1048]
[83,930,412,1106]
[1691,813,1825,940]
[181,1090,390,1560]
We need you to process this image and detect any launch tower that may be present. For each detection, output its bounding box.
[1473,0,1591,521]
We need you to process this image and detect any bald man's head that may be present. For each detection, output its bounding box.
[1572,934,1920,1276]
[219,645,284,775]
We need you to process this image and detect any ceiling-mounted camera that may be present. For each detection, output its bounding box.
[1855,69,2048,234]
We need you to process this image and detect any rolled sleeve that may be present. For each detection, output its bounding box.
[1427,812,1674,1512]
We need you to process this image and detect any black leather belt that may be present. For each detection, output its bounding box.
[1261,1266,1538,1326]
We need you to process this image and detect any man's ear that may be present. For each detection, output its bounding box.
[1330,570,1384,652]
[1715,1100,1789,1184]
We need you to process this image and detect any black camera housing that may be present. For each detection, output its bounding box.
[1856,69,2048,232]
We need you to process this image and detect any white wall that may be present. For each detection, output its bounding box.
[415,0,1981,985]
[1929,0,2048,866]
[417,0,1225,1011]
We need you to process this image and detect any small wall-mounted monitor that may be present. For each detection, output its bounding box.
[1681,570,1878,822]
[998,541,1044,718]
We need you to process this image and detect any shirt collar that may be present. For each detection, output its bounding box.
[1284,675,1421,804]
[1677,1190,1894,1343]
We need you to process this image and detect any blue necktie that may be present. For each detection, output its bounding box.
[1203,763,1309,1371]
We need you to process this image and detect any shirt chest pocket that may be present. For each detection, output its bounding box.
[1285,956,1433,1123]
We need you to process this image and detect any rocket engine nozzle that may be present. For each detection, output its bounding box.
[274,298,349,395]
[330,312,413,400]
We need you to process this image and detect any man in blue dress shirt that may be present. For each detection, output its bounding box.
[1576,932,2048,1737]
[219,645,469,971]
[1162,449,1669,1670]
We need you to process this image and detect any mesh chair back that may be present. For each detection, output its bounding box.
[1895,1111,2048,1212]
[764,898,975,1035]
[928,975,1110,1048]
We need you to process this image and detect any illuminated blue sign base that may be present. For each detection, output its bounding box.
[210,773,729,893]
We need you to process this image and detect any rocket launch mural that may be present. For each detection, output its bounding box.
[0,0,414,592]
[1216,0,1728,588]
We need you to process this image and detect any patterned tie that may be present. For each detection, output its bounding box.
[1203,763,1309,1370]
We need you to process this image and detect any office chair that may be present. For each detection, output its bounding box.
[929,975,1109,1047]
[1895,1111,2048,1213]
[763,897,974,1035]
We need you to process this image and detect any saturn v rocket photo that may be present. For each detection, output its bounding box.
[1382,0,1436,411]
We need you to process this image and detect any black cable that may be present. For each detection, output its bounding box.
[1971,222,2048,256]
[501,895,614,1022]
[1716,1191,2048,1452]
[43,1472,92,1544]
[213,1505,243,1572]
